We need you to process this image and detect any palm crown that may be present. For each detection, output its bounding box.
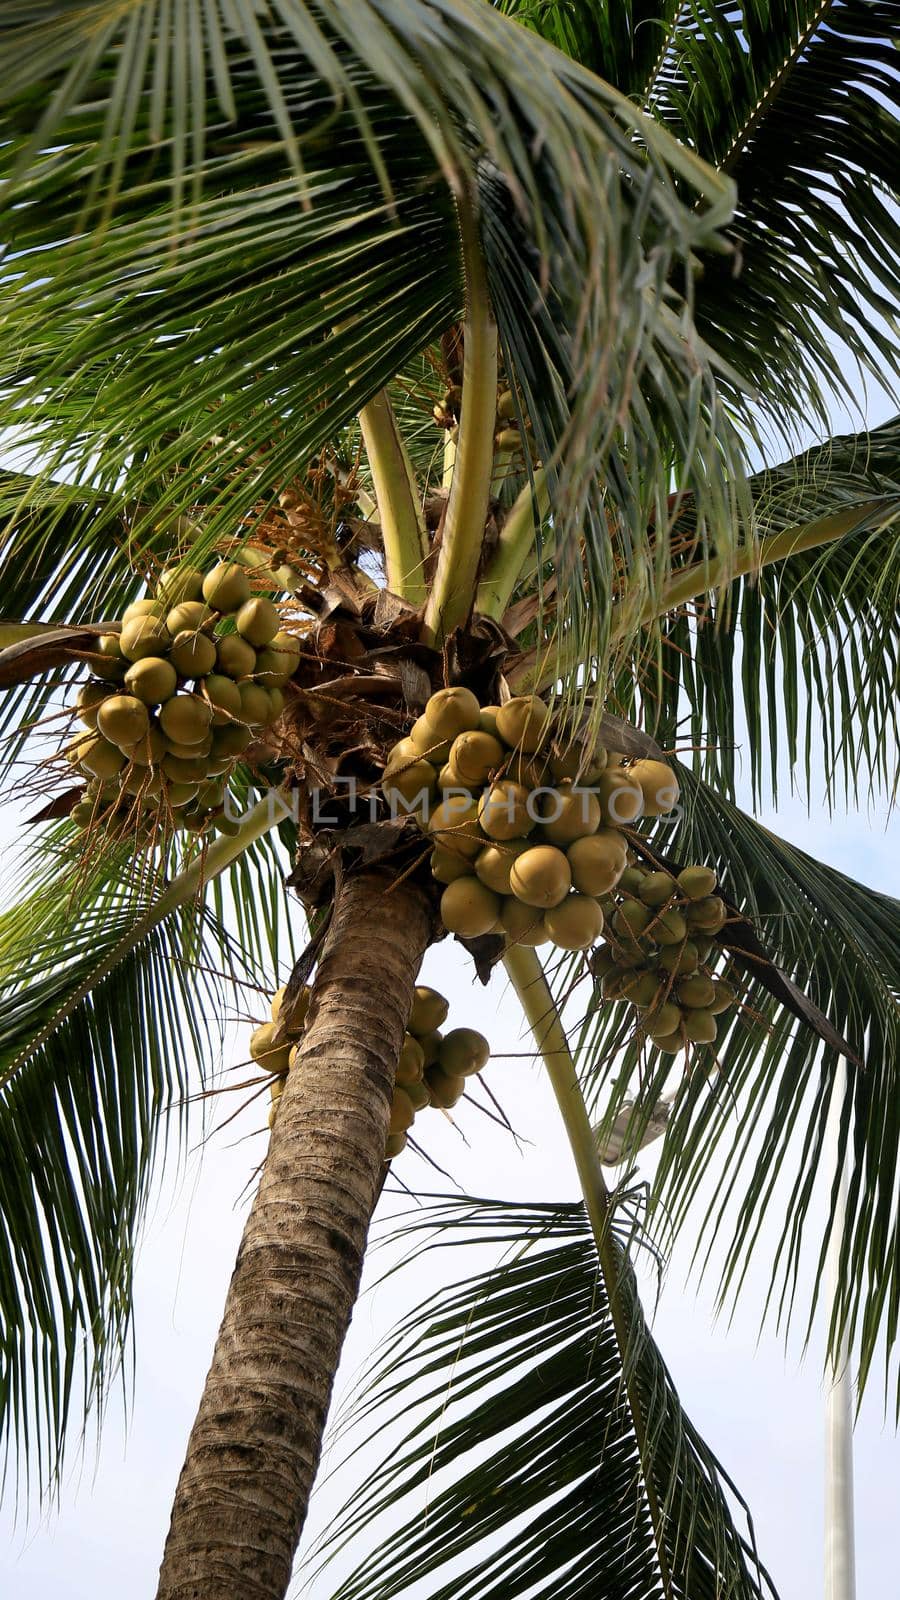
[0,2,898,1597]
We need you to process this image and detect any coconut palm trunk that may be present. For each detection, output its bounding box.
[155,868,433,1600]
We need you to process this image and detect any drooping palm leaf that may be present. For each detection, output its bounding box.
[627,419,900,805]
[304,1195,776,1600]
[576,764,900,1407]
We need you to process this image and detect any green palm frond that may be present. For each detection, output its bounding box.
[577,765,900,1407]
[0,844,233,1488]
[627,419,900,805]
[1,0,752,703]
[651,0,900,412]
[305,1195,775,1600]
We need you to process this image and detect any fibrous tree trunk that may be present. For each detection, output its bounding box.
[156,868,433,1600]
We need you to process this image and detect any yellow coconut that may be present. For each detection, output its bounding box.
[79,736,127,780]
[544,894,604,950]
[422,686,481,741]
[677,864,718,900]
[124,656,178,705]
[249,1021,292,1074]
[500,896,550,946]
[409,716,452,765]
[216,634,257,679]
[509,844,571,908]
[596,770,643,826]
[396,1034,426,1086]
[539,782,601,845]
[440,878,500,938]
[474,839,531,895]
[389,1088,416,1135]
[428,797,484,859]
[629,758,680,817]
[383,759,437,808]
[430,846,475,884]
[169,629,217,678]
[478,780,533,841]
[96,694,151,748]
[638,871,677,908]
[495,694,550,753]
[449,729,505,785]
[566,834,626,896]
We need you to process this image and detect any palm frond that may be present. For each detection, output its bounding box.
[577,765,900,1408]
[0,842,234,1489]
[628,419,900,805]
[650,0,900,414]
[305,1195,776,1600]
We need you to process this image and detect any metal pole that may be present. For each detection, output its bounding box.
[824,1060,856,1600]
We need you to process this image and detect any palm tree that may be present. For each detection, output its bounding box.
[0,2,898,1597]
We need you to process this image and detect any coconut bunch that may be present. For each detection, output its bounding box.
[251,983,312,1129]
[65,560,301,836]
[383,688,681,952]
[593,861,736,1054]
[386,986,490,1158]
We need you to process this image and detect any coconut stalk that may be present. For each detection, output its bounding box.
[156,868,433,1600]
[358,389,429,604]
[422,195,498,645]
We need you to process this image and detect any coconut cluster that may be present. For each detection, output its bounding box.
[592,861,735,1053]
[66,561,300,834]
[251,983,311,1127]
[383,688,680,951]
[386,986,490,1158]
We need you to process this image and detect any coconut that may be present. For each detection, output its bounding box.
[677,973,717,1009]
[417,1030,443,1067]
[638,871,677,908]
[122,599,160,624]
[596,770,643,826]
[653,907,688,945]
[389,1089,416,1135]
[237,683,272,727]
[612,899,653,941]
[211,723,252,757]
[539,783,601,845]
[495,694,550,753]
[709,979,735,1015]
[249,1021,292,1074]
[124,724,168,766]
[497,389,516,421]
[93,634,127,680]
[121,766,163,797]
[164,781,200,807]
[590,945,618,979]
[405,1079,432,1113]
[385,737,420,772]
[166,600,214,635]
[504,750,550,790]
[620,970,662,1008]
[79,735,127,779]
[384,1131,408,1158]
[657,941,699,976]
[169,629,218,678]
[617,865,647,895]
[449,730,504,785]
[431,846,474,884]
[408,986,450,1036]
[160,694,213,745]
[425,1064,466,1108]
[653,1031,685,1055]
[429,797,484,859]
[202,562,252,613]
[236,596,280,647]
[478,705,501,737]
[204,673,243,721]
[677,864,718,901]
[683,1009,717,1045]
[97,694,151,748]
[423,686,481,741]
[384,759,437,808]
[509,844,571,908]
[566,834,626,896]
[437,763,475,796]
[162,752,210,783]
[267,687,285,722]
[500,896,549,946]
[409,716,452,765]
[120,616,172,662]
[439,1027,490,1077]
[124,656,178,705]
[478,780,533,841]
[645,1002,682,1040]
[76,682,110,728]
[686,895,727,933]
[165,734,213,759]
[156,565,205,606]
[396,1034,426,1086]
[440,878,500,937]
[254,632,301,686]
[474,839,530,895]
[629,758,680,817]
[70,800,97,827]
[544,894,604,950]
[216,634,257,679]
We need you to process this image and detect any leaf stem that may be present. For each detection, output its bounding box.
[475,468,549,622]
[358,390,428,604]
[422,196,498,644]
[503,943,673,1594]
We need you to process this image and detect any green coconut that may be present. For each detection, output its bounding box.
[408,987,450,1036]
[166,600,214,635]
[683,1009,717,1045]
[416,1030,443,1067]
[202,562,252,613]
[617,865,647,896]
[686,895,727,934]
[638,871,677,908]
[478,705,501,738]
[253,631,301,686]
[495,694,550,753]
[204,674,243,721]
[645,1002,682,1040]
[709,979,736,1015]
[97,694,151,748]
[124,656,178,705]
[439,1027,490,1078]
[677,864,718,901]
[237,683,272,727]
[657,941,699,976]
[160,694,213,745]
[619,970,662,1008]
[677,973,717,1009]
[119,616,171,663]
[169,629,218,678]
[425,1064,466,1109]
[653,907,688,945]
[396,1034,426,1086]
[79,736,127,780]
[384,1131,408,1158]
[422,686,481,741]
[612,899,653,941]
[211,723,252,757]
[596,769,643,826]
[236,596,280,647]
[408,715,452,765]
[156,566,205,606]
[216,634,257,679]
